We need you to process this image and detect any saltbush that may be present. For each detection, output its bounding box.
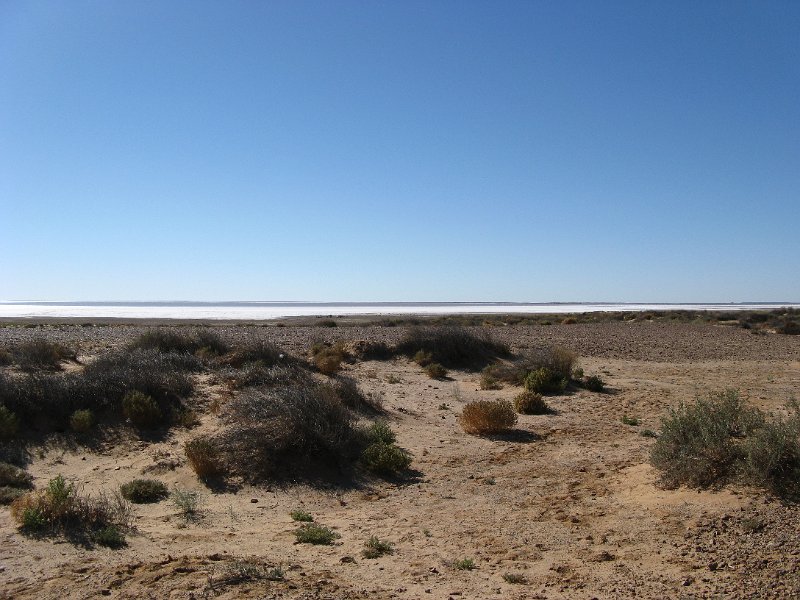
[122,391,162,428]
[397,326,509,370]
[120,479,168,503]
[524,368,567,395]
[361,442,412,475]
[69,409,94,433]
[513,391,550,415]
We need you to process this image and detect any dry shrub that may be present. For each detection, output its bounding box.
[219,382,363,481]
[119,479,168,503]
[346,340,393,361]
[130,329,228,356]
[69,409,94,433]
[219,341,283,368]
[397,326,509,370]
[524,368,567,395]
[13,339,75,372]
[310,343,348,375]
[424,363,448,379]
[122,391,162,428]
[185,436,223,479]
[459,400,517,435]
[513,391,550,415]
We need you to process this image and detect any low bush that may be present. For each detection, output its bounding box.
[0,348,12,366]
[650,390,765,489]
[742,413,800,498]
[397,326,509,370]
[347,340,393,361]
[69,409,94,433]
[524,368,567,395]
[362,421,396,445]
[120,479,168,503]
[453,557,476,570]
[362,536,394,558]
[94,524,126,548]
[219,382,363,481]
[220,341,283,369]
[479,372,502,390]
[310,343,348,375]
[361,442,412,476]
[131,328,228,356]
[582,375,606,393]
[290,509,313,522]
[413,350,433,367]
[459,400,517,435]
[229,361,310,390]
[185,436,223,479]
[483,346,576,388]
[172,488,201,521]
[424,363,448,379]
[122,391,162,428]
[513,391,550,415]
[294,523,340,545]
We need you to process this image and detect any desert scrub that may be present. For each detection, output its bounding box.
[513,391,550,415]
[621,415,639,426]
[479,370,502,390]
[650,390,765,489]
[459,400,517,435]
[219,340,283,369]
[185,436,223,479]
[131,328,228,357]
[363,421,396,445]
[484,346,577,387]
[69,409,94,433]
[398,326,509,370]
[290,509,313,522]
[741,412,800,498]
[503,573,527,584]
[122,390,162,428]
[120,479,168,503]
[424,363,448,379]
[362,536,394,558]
[412,350,433,367]
[10,475,131,545]
[13,339,75,371]
[294,523,340,545]
[524,368,567,395]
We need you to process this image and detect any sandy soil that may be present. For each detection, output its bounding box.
[1,321,799,599]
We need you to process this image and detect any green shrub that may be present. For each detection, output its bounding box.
[290,509,313,522]
[185,436,223,479]
[362,536,394,558]
[484,347,577,387]
[424,363,448,379]
[361,442,412,475]
[69,409,94,433]
[742,414,800,498]
[413,350,433,366]
[650,390,764,488]
[363,421,396,445]
[130,329,228,355]
[453,557,475,570]
[122,391,162,428]
[294,523,340,545]
[459,400,517,435]
[0,405,19,439]
[503,573,527,584]
[220,341,283,368]
[583,375,606,393]
[172,488,201,521]
[621,415,639,426]
[524,368,567,395]
[120,479,168,503]
[94,525,126,548]
[513,391,550,415]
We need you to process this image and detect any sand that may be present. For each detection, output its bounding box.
[1,320,799,599]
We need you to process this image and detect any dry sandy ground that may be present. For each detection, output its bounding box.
[1,321,799,599]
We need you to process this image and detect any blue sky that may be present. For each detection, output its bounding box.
[1,1,798,302]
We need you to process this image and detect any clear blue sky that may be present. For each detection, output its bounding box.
[1,1,798,302]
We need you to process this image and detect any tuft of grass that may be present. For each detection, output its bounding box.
[459,400,517,435]
[294,523,340,545]
[386,374,401,384]
[513,391,550,415]
[172,488,201,521]
[310,343,348,375]
[479,371,502,390]
[94,525,126,548]
[13,339,75,371]
[362,536,394,559]
[621,415,640,426]
[503,573,527,584]
[363,421,396,445]
[185,436,223,479]
[120,479,168,504]
[290,509,313,522]
[641,429,658,438]
[453,557,476,570]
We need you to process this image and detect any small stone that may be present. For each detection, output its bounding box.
[250,498,258,503]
